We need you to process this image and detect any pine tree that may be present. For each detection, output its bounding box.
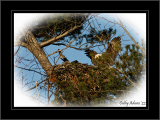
[50,31,145,107]
[14,13,146,107]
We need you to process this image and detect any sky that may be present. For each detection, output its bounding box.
[14,13,146,107]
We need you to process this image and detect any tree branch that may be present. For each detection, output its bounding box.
[14,65,47,76]
[14,42,26,47]
[36,81,41,103]
[24,79,46,92]
[39,25,82,48]
[60,95,66,107]
[115,14,146,56]
[113,66,140,91]
[91,14,121,25]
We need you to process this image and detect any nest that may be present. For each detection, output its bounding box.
[50,60,94,84]
[49,60,118,89]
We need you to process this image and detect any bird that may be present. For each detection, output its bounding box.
[58,49,69,63]
[85,36,121,66]
[85,49,101,66]
[106,36,121,64]
[51,51,94,84]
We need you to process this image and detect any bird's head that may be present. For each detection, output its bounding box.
[95,54,102,59]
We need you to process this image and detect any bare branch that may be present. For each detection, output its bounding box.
[24,79,46,92]
[14,44,21,56]
[14,65,47,76]
[115,14,146,56]
[91,14,121,25]
[36,81,41,103]
[60,95,66,107]
[47,24,89,58]
[46,50,59,58]
[14,42,26,47]
[85,16,102,41]
[39,25,82,48]
[110,65,140,91]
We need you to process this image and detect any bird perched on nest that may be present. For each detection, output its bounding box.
[58,49,69,63]
[51,50,94,84]
[85,36,121,66]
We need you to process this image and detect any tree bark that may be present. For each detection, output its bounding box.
[25,31,53,76]
[14,13,92,78]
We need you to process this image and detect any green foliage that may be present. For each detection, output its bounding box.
[31,13,88,43]
[51,43,145,106]
[116,44,145,83]
[84,27,116,44]
[32,13,145,106]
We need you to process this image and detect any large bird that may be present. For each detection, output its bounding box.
[85,36,121,66]
[58,49,69,63]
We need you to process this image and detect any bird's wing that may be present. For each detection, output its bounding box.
[85,50,99,66]
[85,50,98,60]
[110,36,121,45]
[106,36,121,65]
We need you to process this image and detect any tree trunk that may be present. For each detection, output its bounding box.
[25,31,53,76]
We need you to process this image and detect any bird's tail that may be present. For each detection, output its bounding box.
[58,49,69,63]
